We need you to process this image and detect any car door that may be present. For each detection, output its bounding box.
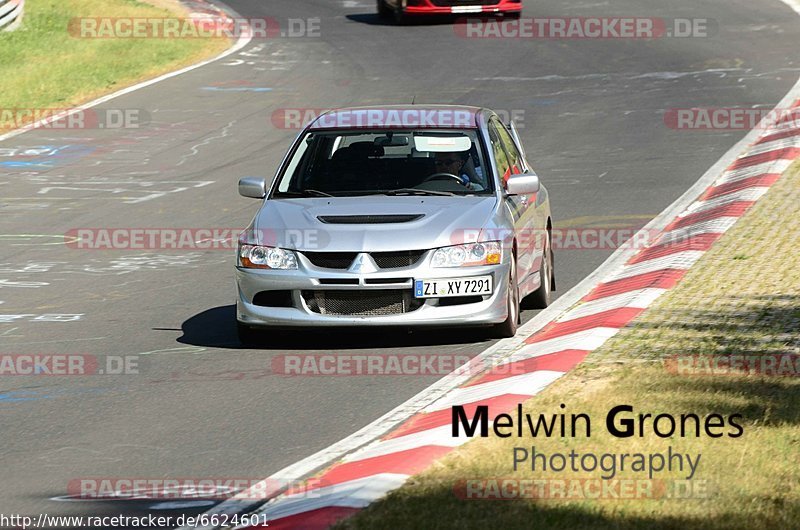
[497,119,548,294]
[488,118,536,285]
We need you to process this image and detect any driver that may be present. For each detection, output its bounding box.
[433,151,485,191]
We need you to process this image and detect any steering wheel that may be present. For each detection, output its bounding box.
[423,172,466,186]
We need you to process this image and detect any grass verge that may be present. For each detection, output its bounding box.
[0,0,229,124]
[337,161,800,530]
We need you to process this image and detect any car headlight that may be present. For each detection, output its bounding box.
[431,241,503,267]
[238,244,298,270]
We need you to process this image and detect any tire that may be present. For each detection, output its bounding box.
[529,232,553,309]
[237,321,260,346]
[377,0,392,19]
[492,257,520,338]
[394,5,409,25]
[505,11,522,19]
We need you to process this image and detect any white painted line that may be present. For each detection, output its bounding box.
[0,0,253,144]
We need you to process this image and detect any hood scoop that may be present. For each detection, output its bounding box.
[317,214,425,224]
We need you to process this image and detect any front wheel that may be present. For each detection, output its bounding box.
[492,258,520,338]
[528,233,554,309]
[237,321,260,346]
[377,0,392,19]
[394,4,409,25]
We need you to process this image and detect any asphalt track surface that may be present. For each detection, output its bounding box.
[0,0,798,524]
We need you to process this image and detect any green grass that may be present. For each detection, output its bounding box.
[0,0,227,118]
[336,162,800,530]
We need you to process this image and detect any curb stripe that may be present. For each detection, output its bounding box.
[325,446,455,484]
[344,426,468,464]
[464,349,589,387]
[714,158,794,185]
[422,370,564,412]
[260,507,360,530]
[728,147,800,170]
[627,233,721,264]
[583,269,687,302]
[700,173,781,201]
[601,250,705,282]
[685,187,769,214]
[384,393,540,439]
[526,307,645,343]
[557,288,667,321]
[258,474,408,522]
[666,203,751,231]
[234,60,800,530]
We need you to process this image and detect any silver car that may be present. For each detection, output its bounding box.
[235,105,554,342]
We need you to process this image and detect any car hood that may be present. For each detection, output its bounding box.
[248,196,500,252]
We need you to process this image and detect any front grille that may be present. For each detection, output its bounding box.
[302,290,422,316]
[429,0,499,5]
[371,250,426,269]
[317,214,424,224]
[304,252,358,269]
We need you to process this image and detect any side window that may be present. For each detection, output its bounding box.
[488,122,512,183]
[494,120,523,175]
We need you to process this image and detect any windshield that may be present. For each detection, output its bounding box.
[272,129,493,198]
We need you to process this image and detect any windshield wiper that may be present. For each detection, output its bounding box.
[381,188,456,197]
[280,189,334,198]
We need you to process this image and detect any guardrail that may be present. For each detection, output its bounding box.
[0,0,24,31]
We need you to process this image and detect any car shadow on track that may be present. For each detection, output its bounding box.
[345,13,473,26]
[178,305,496,350]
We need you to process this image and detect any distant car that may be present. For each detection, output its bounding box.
[377,0,522,23]
[235,105,554,343]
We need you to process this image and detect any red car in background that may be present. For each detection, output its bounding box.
[378,0,522,23]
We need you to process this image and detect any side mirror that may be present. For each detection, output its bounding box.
[506,172,540,196]
[238,177,266,199]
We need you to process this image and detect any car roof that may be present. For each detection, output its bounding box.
[307,105,486,130]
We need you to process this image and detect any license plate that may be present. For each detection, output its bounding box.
[451,6,483,13]
[414,276,493,299]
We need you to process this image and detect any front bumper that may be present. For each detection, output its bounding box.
[403,0,522,15]
[236,253,510,329]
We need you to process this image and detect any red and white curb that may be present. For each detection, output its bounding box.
[226,113,800,530]
[204,100,799,529]
[173,5,800,529]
